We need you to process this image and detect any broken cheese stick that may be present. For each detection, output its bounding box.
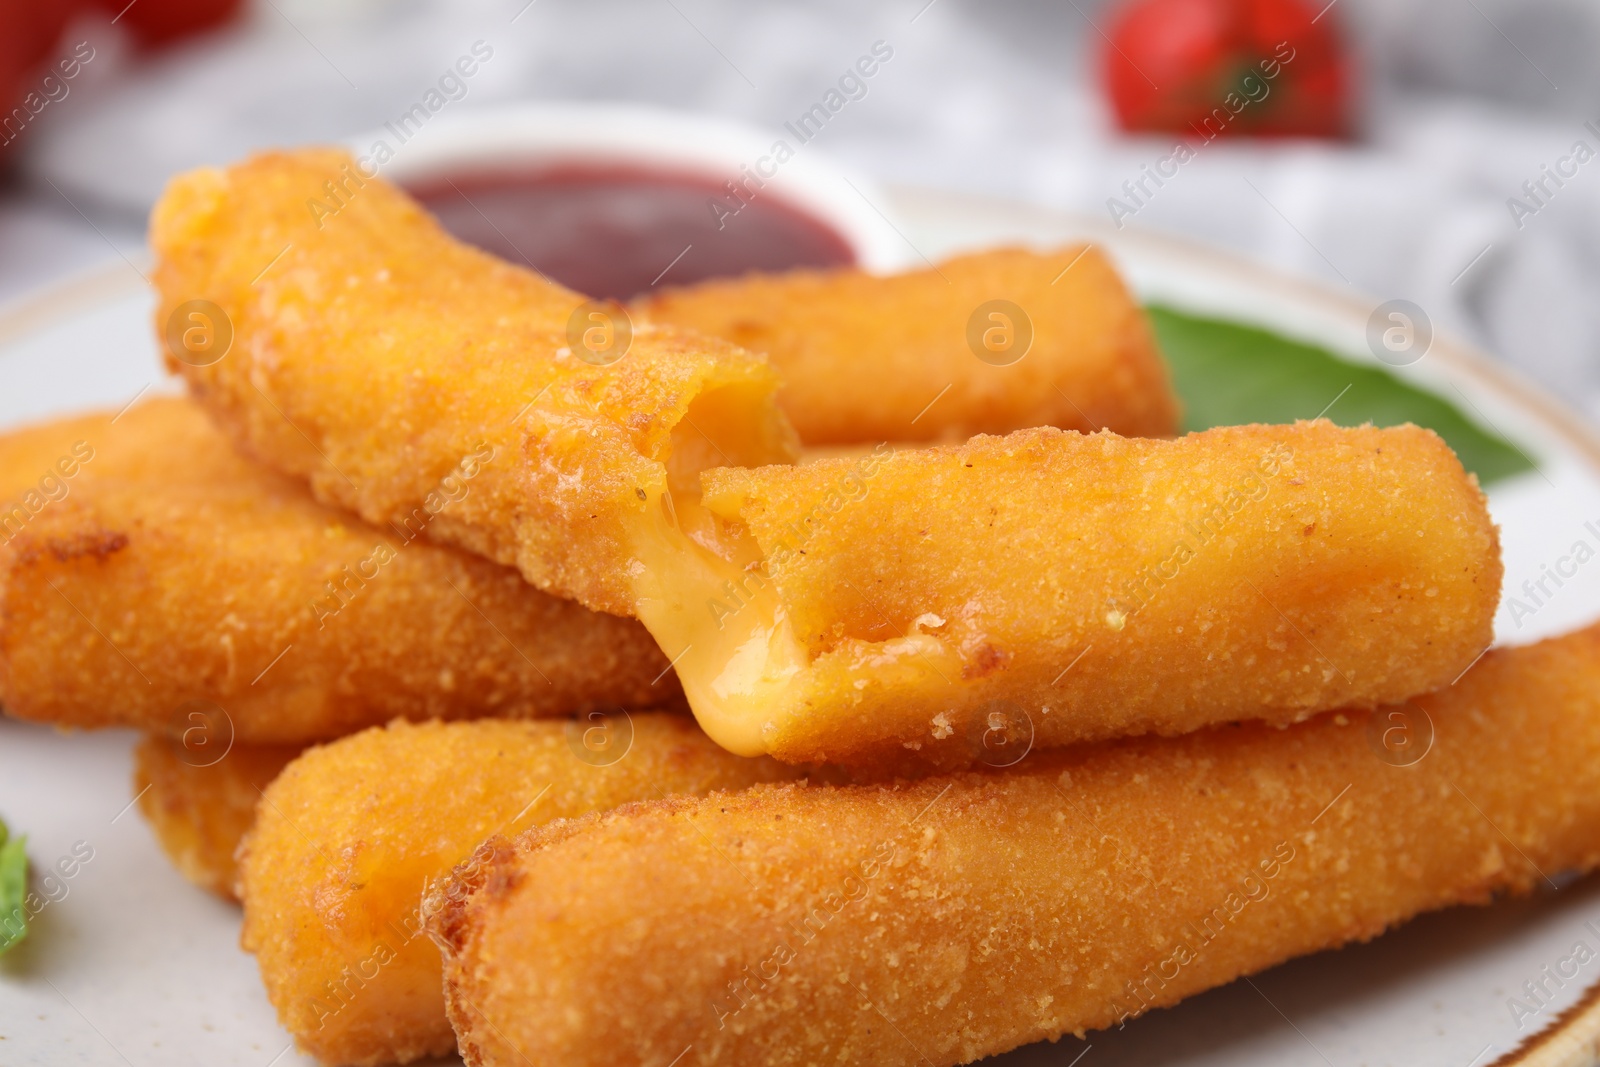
[148,152,1495,771]
[646,419,1499,768]
[239,715,805,1067]
[0,399,676,743]
[638,246,1179,443]
[150,149,797,616]
[429,623,1600,1067]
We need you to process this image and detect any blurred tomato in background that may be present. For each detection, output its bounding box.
[107,0,246,47]
[0,0,1593,412]
[1102,0,1350,138]
[0,1,78,134]
[0,0,242,163]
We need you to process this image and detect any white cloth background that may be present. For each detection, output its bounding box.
[3,0,1599,413]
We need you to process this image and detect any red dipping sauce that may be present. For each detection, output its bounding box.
[405,165,857,302]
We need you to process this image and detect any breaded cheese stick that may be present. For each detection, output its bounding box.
[429,623,1600,1067]
[238,715,807,1067]
[150,148,798,616]
[650,419,1499,768]
[0,399,676,743]
[134,735,299,899]
[147,152,1495,769]
[638,246,1180,443]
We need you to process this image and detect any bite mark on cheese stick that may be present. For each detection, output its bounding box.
[429,623,1600,1067]
[134,735,299,899]
[150,149,798,616]
[0,399,678,743]
[238,715,808,1067]
[661,419,1499,767]
[637,246,1179,444]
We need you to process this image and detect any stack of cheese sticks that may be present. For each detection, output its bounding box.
[2,147,1582,1067]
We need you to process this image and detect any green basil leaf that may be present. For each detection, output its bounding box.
[0,818,27,955]
[1146,305,1535,486]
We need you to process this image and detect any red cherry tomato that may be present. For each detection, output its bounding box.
[89,0,246,49]
[1102,0,1350,138]
[0,0,82,91]
[0,0,85,161]
[0,0,243,165]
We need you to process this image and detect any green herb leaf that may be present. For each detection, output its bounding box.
[1146,304,1535,486]
[0,816,29,956]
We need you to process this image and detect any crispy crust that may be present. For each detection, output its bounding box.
[638,246,1179,443]
[149,149,797,616]
[132,735,299,899]
[238,715,805,1066]
[692,419,1501,767]
[0,399,677,743]
[431,624,1600,1067]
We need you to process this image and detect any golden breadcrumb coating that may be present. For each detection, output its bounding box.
[133,735,299,899]
[430,624,1600,1067]
[638,246,1179,443]
[147,151,1493,770]
[666,419,1498,768]
[149,148,797,616]
[239,715,806,1066]
[0,399,677,743]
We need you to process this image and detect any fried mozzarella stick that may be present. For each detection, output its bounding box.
[431,624,1600,1067]
[150,148,797,616]
[134,735,299,899]
[638,246,1179,443]
[239,715,806,1067]
[653,419,1498,768]
[0,400,675,743]
[149,154,1495,768]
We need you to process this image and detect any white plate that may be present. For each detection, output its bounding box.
[2,185,1599,1067]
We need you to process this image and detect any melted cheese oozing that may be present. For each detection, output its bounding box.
[630,489,810,755]
[625,383,810,755]
[630,390,979,759]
